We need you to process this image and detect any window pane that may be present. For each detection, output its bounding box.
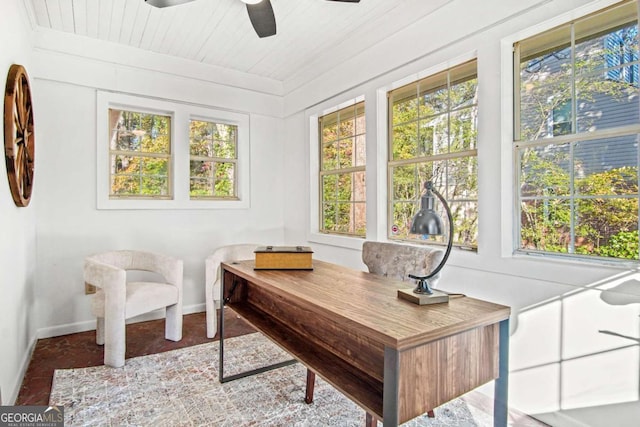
[322,141,338,170]
[111,175,139,196]
[520,78,573,140]
[322,202,337,232]
[390,201,416,240]
[418,72,448,117]
[450,76,477,111]
[214,163,235,197]
[520,144,571,197]
[321,111,338,143]
[576,72,640,133]
[574,3,638,75]
[339,106,356,138]
[191,160,213,179]
[213,140,236,159]
[392,122,419,160]
[450,106,478,152]
[336,203,353,233]
[213,123,236,141]
[190,178,214,197]
[353,171,366,202]
[319,102,365,236]
[355,103,366,135]
[142,157,168,177]
[451,200,478,246]
[354,202,366,236]
[422,114,448,155]
[392,165,418,201]
[112,155,140,174]
[141,177,167,196]
[339,138,355,168]
[190,121,211,156]
[448,157,478,200]
[337,173,353,201]
[520,198,571,253]
[392,88,418,126]
[576,198,639,259]
[575,135,639,196]
[322,174,338,202]
[190,119,238,199]
[354,134,366,167]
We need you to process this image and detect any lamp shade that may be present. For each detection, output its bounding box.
[410,186,445,235]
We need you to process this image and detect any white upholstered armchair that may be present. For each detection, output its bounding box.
[205,243,261,338]
[84,250,184,368]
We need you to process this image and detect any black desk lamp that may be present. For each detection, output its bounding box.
[408,181,453,295]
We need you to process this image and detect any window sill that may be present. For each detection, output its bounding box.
[97,197,250,210]
[308,232,365,251]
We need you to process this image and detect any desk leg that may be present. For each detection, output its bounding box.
[383,346,399,427]
[218,269,297,383]
[218,266,227,382]
[494,318,510,427]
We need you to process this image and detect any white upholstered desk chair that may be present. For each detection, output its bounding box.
[205,243,262,338]
[84,250,184,368]
[361,240,444,287]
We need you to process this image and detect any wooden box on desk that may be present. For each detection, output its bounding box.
[254,246,313,270]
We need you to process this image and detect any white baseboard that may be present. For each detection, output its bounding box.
[36,303,206,339]
[8,334,38,405]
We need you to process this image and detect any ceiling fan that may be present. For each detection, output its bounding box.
[145,0,361,38]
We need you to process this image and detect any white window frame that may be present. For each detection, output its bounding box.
[97,91,250,210]
[500,0,637,261]
[308,95,367,250]
[387,58,479,250]
[318,101,367,238]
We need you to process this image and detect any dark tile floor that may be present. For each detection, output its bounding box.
[15,310,255,406]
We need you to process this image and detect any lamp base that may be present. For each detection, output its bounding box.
[397,288,449,305]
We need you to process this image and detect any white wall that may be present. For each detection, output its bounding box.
[283,0,640,426]
[29,34,286,336]
[0,0,37,406]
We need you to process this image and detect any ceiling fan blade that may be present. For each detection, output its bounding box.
[246,0,276,38]
[326,0,361,2]
[145,0,195,8]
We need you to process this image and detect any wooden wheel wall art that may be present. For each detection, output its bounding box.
[4,64,35,207]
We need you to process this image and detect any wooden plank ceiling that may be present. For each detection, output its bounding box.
[28,0,452,83]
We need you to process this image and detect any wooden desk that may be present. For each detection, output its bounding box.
[218,260,511,426]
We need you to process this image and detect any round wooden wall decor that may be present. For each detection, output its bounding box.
[4,64,35,207]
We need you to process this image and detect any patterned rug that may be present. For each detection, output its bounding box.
[49,333,493,426]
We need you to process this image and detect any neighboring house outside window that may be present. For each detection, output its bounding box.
[388,59,478,248]
[189,120,238,199]
[319,101,366,237]
[109,108,171,198]
[514,0,640,261]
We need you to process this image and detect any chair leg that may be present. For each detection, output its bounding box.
[305,369,315,404]
[165,303,183,342]
[103,314,125,368]
[205,298,217,339]
[96,317,105,345]
[428,410,435,418]
[365,412,377,427]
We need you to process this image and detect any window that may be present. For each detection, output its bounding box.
[189,120,238,199]
[97,92,250,210]
[388,60,478,248]
[109,109,172,198]
[319,101,366,237]
[514,0,640,261]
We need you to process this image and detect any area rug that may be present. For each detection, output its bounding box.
[49,333,493,426]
